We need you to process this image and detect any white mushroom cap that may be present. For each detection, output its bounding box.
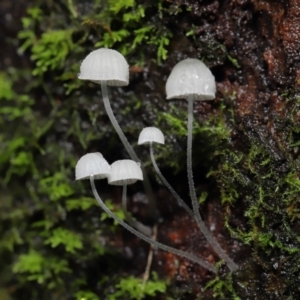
[166,58,216,101]
[78,48,129,86]
[138,127,165,145]
[108,160,143,186]
[75,152,111,180]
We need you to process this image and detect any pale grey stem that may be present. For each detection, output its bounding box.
[101,82,139,162]
[122,184,152,237]
[187,96,238,272]
[100,82,157,219]
[149,142,194,217]
[90,176,216,274]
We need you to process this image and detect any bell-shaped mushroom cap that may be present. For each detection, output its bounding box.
[75,152,111,180]
[166,58,216,101]
[108,159,143,186]
[78,48,129,86]
[138,127,165,145]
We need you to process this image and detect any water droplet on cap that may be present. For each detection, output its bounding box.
[203,83,209,91]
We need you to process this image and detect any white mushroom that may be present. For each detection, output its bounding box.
[166,58,238,272]
[75,152,111,180]
[75,156,215,272]
[78,48,129,86]
[78,48,138,162]
[138,127,193,216]
[166,58,216,101]
[108,159,143,186]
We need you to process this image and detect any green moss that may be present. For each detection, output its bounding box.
[203,273,240,299]
[208,91,300,296]
[108,272,168,300]
[81,0,173,64]
[13,249,71,286]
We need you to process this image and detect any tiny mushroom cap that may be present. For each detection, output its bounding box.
[138,127,165,145]
[108,159,143,186]
[78,48,129,86]
[75,152,111,180]
[166,58,216,101]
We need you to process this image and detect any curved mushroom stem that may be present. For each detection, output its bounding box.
[149,142,193,217]
[122,184,152,237]
[101,82,138,162]
[90,175,216,274]
[100,82,158,219]
[187,96,238,272]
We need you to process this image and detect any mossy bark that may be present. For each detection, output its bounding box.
[1,0,300,299]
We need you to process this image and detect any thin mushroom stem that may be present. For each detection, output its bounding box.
[149,142,193,217]
[122,184,152,237]
[100,82,157,219]
[187,96,238,272]
[101,81,138,162]
[90,175,216,274]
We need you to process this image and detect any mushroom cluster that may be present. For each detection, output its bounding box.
[75,48,238,274]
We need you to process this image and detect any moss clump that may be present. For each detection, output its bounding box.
[209,93,300,298]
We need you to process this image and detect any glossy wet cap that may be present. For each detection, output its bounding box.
[108,160,143,185]
[75,152,111,180]
[78,48,129,86]
[138,127,165,145]
[166,58,216,100]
